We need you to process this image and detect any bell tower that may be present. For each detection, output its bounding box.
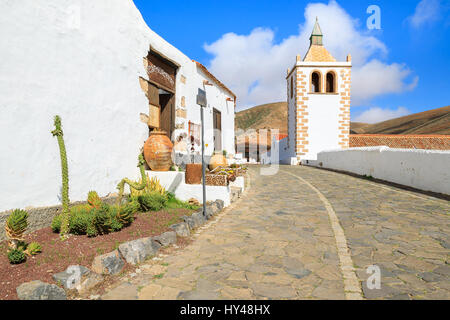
[286,18,352,163]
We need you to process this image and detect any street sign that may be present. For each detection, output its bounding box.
[197,88,207,107]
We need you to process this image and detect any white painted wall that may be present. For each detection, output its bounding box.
[306,93,341,160]
[301,65,347,161]
[0,0,235,212]
[185,67,235,157]
[312,147,450,195]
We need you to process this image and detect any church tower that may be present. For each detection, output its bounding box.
[286,18,352,163]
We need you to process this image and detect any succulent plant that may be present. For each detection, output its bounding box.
[5,209,28,249]
[87,191,102,209]
[25,242,42,256]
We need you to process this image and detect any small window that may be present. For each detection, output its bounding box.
[326,72,336,93]
[311,71,321,93]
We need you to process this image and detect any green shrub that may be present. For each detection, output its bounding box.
[110,218,123,232]
[51,215,62,233]
[8,249,26,264]
[107,206,123,231]
[92,204,111,234]
[137,192,168,212]
[26,242,42,255]
[116,202,136,226]
[86,223,98,237]
[69,213,90,235]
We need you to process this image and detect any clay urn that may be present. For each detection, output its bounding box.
[209,152,227,171]
[143,130,173,171]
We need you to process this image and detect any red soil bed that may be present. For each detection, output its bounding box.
[0,208,194,300]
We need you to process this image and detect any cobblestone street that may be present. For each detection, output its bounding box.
[102,165,450,300]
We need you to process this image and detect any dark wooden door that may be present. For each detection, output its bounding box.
[160,93,175,140]
[213,108,222,152]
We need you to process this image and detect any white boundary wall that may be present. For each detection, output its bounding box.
[310,147,450,195]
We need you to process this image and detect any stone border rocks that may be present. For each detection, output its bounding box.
[16,280,67,300]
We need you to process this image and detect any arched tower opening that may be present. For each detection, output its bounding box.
[311,71,321,93]
[326,71,336,93]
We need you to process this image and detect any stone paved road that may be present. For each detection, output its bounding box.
[102,165,450,300]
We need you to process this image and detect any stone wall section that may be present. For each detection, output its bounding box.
[338,68,351,149]
[296,69,309,160]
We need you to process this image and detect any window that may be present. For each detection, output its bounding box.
[326,72,336,93]
[311,71,321,93]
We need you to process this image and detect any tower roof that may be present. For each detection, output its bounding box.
[304,17,336,62]
[311,17,323,36]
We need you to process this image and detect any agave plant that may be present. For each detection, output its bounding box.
[130,175,166,197]
[5,209,28,249]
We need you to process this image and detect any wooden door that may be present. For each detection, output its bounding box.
[213,108,222,152]
[160,93,175,140]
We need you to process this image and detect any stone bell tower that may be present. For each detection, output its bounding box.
[286,18,352,163]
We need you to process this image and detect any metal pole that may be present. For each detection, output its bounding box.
[201,105,207,217]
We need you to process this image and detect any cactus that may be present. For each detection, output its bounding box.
[5,209,28,249]
[116,154,147,205]
[52,115,70,239]
[87,191,102,209]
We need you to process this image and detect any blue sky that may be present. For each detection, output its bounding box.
[134,0,450,123]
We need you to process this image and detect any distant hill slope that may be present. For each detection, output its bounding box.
[236,103,450,136]
[235,102,288,135]
[353,106,450,135]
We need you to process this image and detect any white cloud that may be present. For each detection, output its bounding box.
[353,106,411,124]
[407,0,442,28]
[203,0,418,110]
[352,60,418,105]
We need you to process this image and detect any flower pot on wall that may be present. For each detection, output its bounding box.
[185,164,202,185]
[143,130,173,171]
[209,152,227,171]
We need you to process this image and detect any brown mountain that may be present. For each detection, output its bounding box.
[235,102,288,135]
[352,106,450,135]
[236,103,450,135]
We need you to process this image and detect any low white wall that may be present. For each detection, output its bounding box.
[229,176,245,191]
[146,171,231,207]
[312,147,450,195]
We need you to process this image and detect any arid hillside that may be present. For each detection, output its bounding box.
[235,102,288,135]
[351,106,450,135]
[236,103,450,135]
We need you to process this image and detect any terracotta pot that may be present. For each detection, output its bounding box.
[209,153,227,171]
[143,130,173,171]
[185,164,202,185]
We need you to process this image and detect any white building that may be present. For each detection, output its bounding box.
[0,0,235,212]
[275,18,352,164]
